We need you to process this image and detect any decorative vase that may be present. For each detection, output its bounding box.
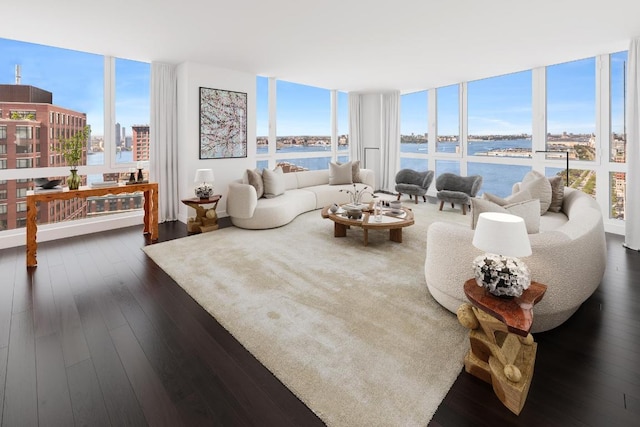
[68,168,81,190]
[472,253,531,298]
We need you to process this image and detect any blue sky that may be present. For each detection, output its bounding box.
[2,37,625,138]
[0,37,149,136]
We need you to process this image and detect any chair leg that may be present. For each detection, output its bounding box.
[414,196,418,204]
[451,203,454,209]
[439,201,444,211]
[462,204,467,215]
[423,195,427,203]
[397,193,402,201]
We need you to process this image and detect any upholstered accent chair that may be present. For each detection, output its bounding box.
[435,173,483,215]
[395,169,434,204]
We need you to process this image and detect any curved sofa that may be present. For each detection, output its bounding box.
[424,187,607,333]
[227,168,375,229]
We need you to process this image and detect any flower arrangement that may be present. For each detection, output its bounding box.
[340,184,374,205]
[472,253,531,298]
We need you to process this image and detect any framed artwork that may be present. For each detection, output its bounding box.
[199,87,247,159]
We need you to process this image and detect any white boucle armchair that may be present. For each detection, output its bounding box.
[424,187,607,333]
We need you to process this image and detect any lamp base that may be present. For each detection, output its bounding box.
[472,254,531,298]
[195,184,213,199]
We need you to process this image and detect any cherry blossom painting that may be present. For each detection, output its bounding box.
[199,87,247,159]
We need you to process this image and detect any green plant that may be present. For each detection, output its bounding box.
[52,125,89,168]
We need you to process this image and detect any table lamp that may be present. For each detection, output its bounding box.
[194,168,215,199]
[471,212,532,298]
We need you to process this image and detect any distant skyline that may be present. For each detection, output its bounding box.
[0,37,150,136]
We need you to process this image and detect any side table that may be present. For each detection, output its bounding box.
[457,278,547,415]
[181,195,221,234]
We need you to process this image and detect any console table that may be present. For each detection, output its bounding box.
[457,278,547,415]
[26,182,159,268]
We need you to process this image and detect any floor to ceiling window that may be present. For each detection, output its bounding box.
[609,51,627,220]
[436,84,460,155]
[275,80,331,171]
[400,90,428,171]
[546,57,597,198]
[465,70,533,196]
[336,91,350,163]
[0,37,150,234]
[418,51,626,233]
[256,77,346,172]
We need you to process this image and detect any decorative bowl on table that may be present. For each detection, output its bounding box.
[389,200,402,210]
[346,208,363,220]
[34,178,62,189]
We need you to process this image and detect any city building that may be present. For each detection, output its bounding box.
[0,84,87,229]
[131,124,150,161]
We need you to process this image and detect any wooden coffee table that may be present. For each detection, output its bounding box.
[320,204,414,246]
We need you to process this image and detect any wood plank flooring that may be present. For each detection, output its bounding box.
[0,219,638,426]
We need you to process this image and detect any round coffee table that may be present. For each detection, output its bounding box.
[320,204,415,246]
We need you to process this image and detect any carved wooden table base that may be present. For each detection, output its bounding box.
[457,279,547,415]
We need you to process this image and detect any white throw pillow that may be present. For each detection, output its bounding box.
[520,170,552,214]
[337,160,362,183]
[482,189,532,206]
[471,197,540,234]
[329,161,353,185]
[262,166,285,198]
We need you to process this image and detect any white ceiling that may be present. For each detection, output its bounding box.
[1,0,639,93]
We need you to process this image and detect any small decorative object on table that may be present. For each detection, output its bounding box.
[51,125,89,190]
[194,168,215,199]
[340,184,374,208]
[329,203,339,213]
[471,212,532,298]
[136,161,145,182]
[346,208,362,220]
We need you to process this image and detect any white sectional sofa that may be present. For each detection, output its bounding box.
[227,168,375,229]
[425,186,607,333]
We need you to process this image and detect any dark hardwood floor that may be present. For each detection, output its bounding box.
[0,220,638,426]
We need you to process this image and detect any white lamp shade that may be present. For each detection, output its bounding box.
[472,212,532,257]
[194,168,214,184]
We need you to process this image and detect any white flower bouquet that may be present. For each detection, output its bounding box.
[472,253,531,298]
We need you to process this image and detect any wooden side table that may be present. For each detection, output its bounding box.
[181,195,221,234]
[457,278,547,415]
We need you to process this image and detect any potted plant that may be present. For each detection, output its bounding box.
[52,125,89,190]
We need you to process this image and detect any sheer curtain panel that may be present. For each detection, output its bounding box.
[349,93,364,162]
[625,38,640,251]
[150,62,179,222]
[380,91,400,192]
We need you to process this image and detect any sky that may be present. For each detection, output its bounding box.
[0,37,150,136]
[1,37,626,139]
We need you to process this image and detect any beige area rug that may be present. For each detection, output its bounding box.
[143,198,471,426]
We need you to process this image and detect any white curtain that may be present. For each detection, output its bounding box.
[625,39,640,250]
[349,93,364,162]
[150,62,179,222]
[379,91,400,192]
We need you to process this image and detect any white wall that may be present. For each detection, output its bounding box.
[176,62,256,222]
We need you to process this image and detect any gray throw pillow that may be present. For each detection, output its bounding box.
[262,166,285,198]
[547,175,564,213]
[329,161,353,185]
[246,168,264,199]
